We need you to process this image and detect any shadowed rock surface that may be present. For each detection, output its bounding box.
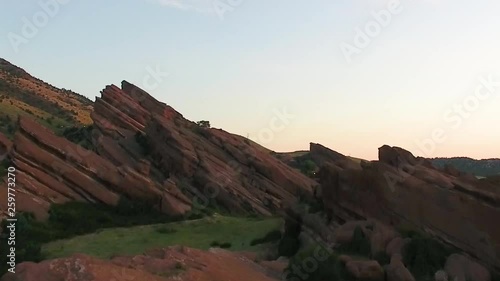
[317,144,500,272]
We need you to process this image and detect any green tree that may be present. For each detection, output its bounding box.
[196,120,211,128]
[338,226,371,256]
[403,234,453,280]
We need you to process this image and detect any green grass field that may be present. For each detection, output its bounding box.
[42,215,283,259]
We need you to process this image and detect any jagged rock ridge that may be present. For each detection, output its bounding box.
[316,144,500,272]
[0,81,316,220]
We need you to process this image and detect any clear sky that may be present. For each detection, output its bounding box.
[1,0,500,160]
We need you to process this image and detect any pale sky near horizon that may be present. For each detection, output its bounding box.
[1,0,500,160]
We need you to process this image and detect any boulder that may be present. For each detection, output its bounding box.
[444,254,491,281]
[370,222,398,256]
[378,145,418,168]
[345,260,384,281]
[386,237,410,259]
[385,255,415,281]
[435,270,449,281]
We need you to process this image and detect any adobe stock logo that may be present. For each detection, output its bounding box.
[340,0,403,63]
[415,73,500,156]
[256,107,295,145]
[7,0,71,53]
[142,65,170,91]
[212,0,244,20]
[383,73,500,192]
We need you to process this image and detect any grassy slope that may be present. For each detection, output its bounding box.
[42,215,282,259]
[0,58,93,138]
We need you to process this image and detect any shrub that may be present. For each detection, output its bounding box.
[175,262,186,270]
[250,230,282,246]
[278,214,302,257]
[403,234,453,280]
[135,131,152,155]
[61,125,95,150]
[338,226,371,257]
[373,251,391,266]
[0,213,44,275]
[0,158,11,177]
[0,199,185,276]
[6,123,14,134]
[278,235,300,257]
[196,120,210,128]
[192,125,211,138]
[210,241,232,249]
[397,223,420,238]
[300,159,317,177]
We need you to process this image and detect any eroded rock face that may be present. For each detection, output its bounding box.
[94,81,316,215]
[1,81,315,219]
[145,114,316,215]
[318,144,500,272]
[309,143,361,170]
[0,247,282,281]
[445,254,491,281]
[0,116,191,220]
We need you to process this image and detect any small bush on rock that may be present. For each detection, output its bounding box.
[250,230,282,246]
[338,226,371,257]
[403,233,453,280]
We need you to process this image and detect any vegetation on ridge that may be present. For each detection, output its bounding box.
[0,58,93,139]
[431,157,500,177]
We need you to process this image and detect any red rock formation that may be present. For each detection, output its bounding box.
[309,143,361,170]
[319,144,500,272]
[91,81,316,216]
[0,247,282,281]
[1,80,315,219]
[0,116,191,220]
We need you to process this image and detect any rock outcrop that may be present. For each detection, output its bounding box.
[0,116,191,220]
[91,81,316,216]
[318,144,500,272]
[345,259,385,281]
[385,255,416,281]
[0,81,315,219]
[445,254,491,281]
[0,246,282,281]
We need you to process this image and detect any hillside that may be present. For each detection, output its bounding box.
[0,58,93,138]
[0,80,316,221]
[0,65,499,281]
[430,157,500,177]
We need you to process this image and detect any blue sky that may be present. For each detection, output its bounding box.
[1,0,500,159]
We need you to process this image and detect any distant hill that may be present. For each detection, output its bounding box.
[430,157,500,177]
[0,58,93,138]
